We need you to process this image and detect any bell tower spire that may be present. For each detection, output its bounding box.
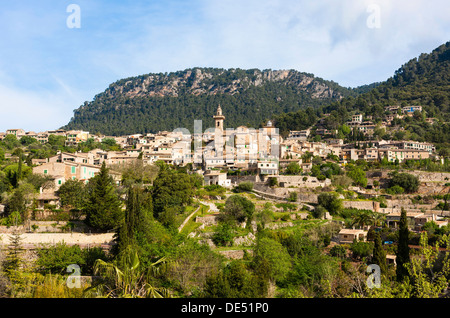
[213,104,225,130]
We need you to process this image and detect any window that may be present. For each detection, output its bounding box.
[71,166,76,174]
[44,169,48,174]
[58,180,62,185]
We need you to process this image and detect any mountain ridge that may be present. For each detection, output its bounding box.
[62,67,361,136]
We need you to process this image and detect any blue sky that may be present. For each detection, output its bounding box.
[0,0,449,132]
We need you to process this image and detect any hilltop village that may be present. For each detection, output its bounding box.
[0,104,450,298]
[1,105,438,184]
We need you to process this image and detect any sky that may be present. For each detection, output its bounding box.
[0,0,448,133]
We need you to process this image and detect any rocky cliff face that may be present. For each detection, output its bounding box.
[105,68,346,100]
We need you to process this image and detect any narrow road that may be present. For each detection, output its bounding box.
[178,205,201,233]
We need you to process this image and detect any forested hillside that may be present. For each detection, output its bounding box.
[62,68,357,135]
[274,42,450,149]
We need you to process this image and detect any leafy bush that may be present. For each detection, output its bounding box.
[329,244,347,258]
[345,164,368,187]
[389,172,419,193]
[35,243,108,275]
[268,177,278,187]
[350,241,373,260]
[212,223,234,247]
[312,205,327,219]
[385,185,405,195]
[236,181,254,192]
[275,203,297,211]
[317,192,343,215]
[288,192,298,202]
[253,237,292,282]
[219,194,255,225]
[285,162,301,175]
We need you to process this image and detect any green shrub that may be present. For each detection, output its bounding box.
[212,223,234,247]
[235,181,253,192]
[329,244,347,258]
[389,172,419,193]
[385,185,405,195]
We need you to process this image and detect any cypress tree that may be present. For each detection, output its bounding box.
[17,151,23,183]
[372,232,387,275]
[85,162,123,231]
[114,187,136,256]
[114,186,154,256]
[396,208,410,282]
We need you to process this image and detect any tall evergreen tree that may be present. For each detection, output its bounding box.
[4,227,24,274]
[114,186,154,257]
[151,162,195,223]
[372,232,387,275]
[85,162,123,231]
[16,150,23,184]
[396,208,410,282]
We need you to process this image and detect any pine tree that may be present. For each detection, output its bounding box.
[85,162,123,231]
[396,208,410,282]
[4,227,24,274]
[372,232,387,275]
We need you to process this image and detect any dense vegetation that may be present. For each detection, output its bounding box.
[62,68,357,136]
[274,42,450,151]
[1,154,450,299]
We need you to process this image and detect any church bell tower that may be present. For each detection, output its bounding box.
[213,105,225,131]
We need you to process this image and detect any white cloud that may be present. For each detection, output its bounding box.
[0,83,76,133]
[97,0,448,87]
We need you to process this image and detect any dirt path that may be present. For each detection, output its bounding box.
[178,205,201,233]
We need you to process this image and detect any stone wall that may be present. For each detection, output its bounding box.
[232,175,330,189]
[343,200,380,212]
[0,221,90,234]
[418,183,449,195]
[385,199,412,208]
[195,214,220,227]
[233,232,256,246]
[229,175,261,184]
[218,250,249,259]
[264,221,294,230]
[410,171,450,182]
[0,232,115,248]
[252,184,319,203]
[297,193,319,204]
[367,170,450,183]
[277,175,331,188]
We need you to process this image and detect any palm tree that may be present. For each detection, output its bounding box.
[372,211,386,227]
[301,151,313,163]
[351,210,375,229]
[87,246,169,298]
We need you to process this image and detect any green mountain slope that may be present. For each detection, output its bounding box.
[274,42,450,148]
[62,68,358,136]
